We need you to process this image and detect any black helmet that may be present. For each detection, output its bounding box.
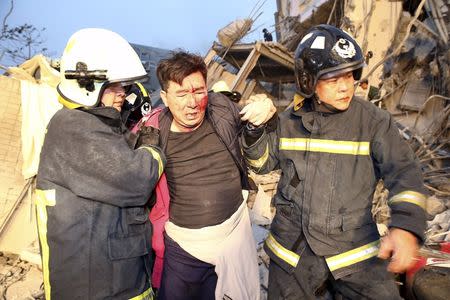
[122,82,152,129]
[294,24,364,98]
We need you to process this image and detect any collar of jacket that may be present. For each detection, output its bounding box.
[291,96,354,133]
[313,95,345,114]
[291,95,354,117]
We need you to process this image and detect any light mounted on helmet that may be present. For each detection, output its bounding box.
[64,62,107,92]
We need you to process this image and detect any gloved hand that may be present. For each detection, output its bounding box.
[240,94,276,126]
[136,125,160,148]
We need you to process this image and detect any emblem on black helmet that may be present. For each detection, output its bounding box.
[333,38,356,59]
[141,102,151,116]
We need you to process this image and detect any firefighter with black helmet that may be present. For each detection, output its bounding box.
[243,24,427,299]
[36,28,165,299]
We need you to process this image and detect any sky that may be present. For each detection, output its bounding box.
[0,0,277,67]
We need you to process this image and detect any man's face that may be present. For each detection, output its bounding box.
[315,71,355,111]
[161,71,208,132]
[101,83,126,112]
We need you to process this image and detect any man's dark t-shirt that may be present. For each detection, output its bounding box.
[165,118,243,229]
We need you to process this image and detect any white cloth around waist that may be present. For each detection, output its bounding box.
[165,199,260,300]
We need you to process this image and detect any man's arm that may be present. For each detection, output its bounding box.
[239,94,280,174]
[372,111,427,273]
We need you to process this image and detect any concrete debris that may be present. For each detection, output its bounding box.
[217,19,253,48]
[426,210,450,243]
[0,252,43,300]
[426,195,448,219]
[249,185,275,225]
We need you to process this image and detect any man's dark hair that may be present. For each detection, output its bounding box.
[156,51,207,91]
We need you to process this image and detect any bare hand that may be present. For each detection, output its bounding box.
[378,228,419,273]
[240,94,276,126]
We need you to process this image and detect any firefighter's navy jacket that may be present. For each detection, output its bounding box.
[36,106,164,299]
[243,96,427,278]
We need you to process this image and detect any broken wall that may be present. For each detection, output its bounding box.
[343,0,403,87]
[0,76,37,255]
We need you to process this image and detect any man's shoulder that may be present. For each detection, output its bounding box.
[351,97,390,122]
[208,92,237,108]
[51,107,88,125]
[208,92,240,118]
[46,108,97,141]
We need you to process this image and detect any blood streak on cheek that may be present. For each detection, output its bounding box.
[198,95,208,111]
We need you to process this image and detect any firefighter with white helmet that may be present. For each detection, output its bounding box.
[243,24,427,299]
[36,28,164,299]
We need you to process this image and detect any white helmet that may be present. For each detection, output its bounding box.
[57,28,147,108]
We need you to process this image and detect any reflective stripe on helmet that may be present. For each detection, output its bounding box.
[136,82,149,97]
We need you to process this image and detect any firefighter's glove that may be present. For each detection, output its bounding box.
[136,125,160,149]
[240,94,276,126]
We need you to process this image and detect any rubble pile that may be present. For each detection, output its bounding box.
[0,252,43,300]
[426,196,450,243]
[380,3,450,244]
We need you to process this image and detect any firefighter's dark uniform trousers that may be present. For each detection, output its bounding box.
[243,97,427,299]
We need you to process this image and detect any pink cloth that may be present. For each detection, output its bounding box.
[132,107,169,289]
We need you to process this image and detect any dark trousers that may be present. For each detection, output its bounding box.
[158,234,217,300]
[268,244,402,300]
